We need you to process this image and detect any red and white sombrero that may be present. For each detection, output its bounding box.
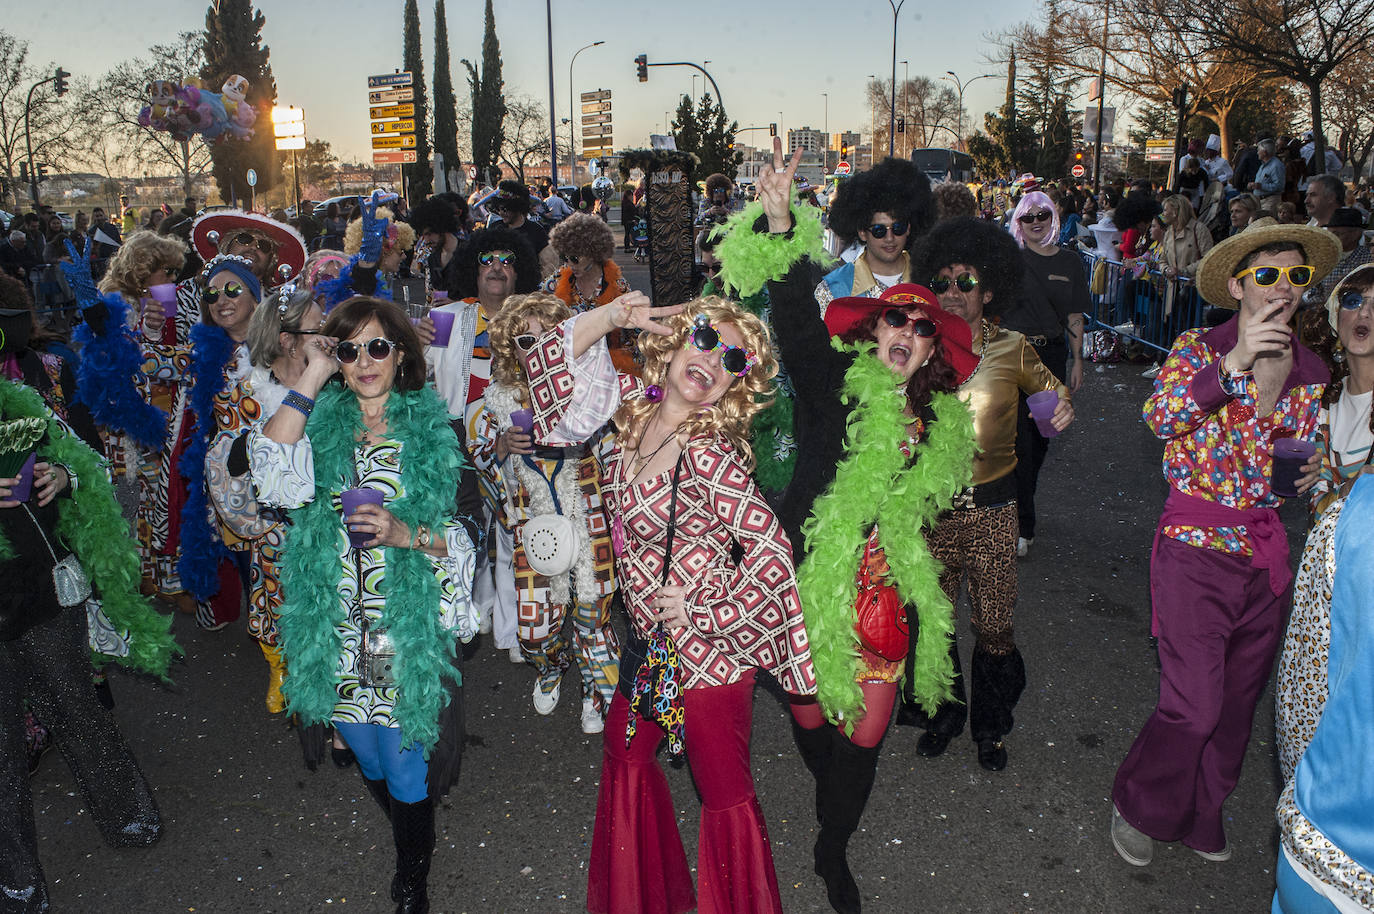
[191,209,307,279]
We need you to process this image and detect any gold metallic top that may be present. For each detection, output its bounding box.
[959,321,1070,486]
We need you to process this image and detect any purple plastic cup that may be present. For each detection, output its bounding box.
[428,309,454,348]
[432,289,449,303]
[509,408,534,435]
[148,282,178,319]
[1027,390,1060,438]
[340,487,385,549]
[8,452,36,503]
[1271,438,1317,498]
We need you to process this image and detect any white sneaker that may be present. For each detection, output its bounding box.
[1016,537,1033,558]
[580,698,605,734]
[508,644,526,664]
[478,612,492,635]
[1141,364,1161,379]
[532,678,561,715]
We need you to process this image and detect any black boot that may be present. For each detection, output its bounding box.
[814,738,880,914]
[970,646,1026,771]
[896,622,966,739]
[391,797,435,914]
[791,718,834,825]
[363,776,393,821]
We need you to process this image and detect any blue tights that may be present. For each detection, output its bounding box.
[333,721,429,803]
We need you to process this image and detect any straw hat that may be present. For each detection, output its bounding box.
[1195,221,1341,309]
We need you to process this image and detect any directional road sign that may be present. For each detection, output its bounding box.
[369,88,414,105]
[372,119,417,135]
[583,125,613,137]
[581,101,612,115]
[368,72,413,89]
[370,103,415,120]
[372,134,417,149]
[583,144,614,156]
[374,150,419,165]
[580,89,612,102]
[582,113,612,126]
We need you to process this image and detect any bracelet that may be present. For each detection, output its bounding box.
[282,390,315,417]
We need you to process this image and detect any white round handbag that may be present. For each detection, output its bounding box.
[522,513,583,577]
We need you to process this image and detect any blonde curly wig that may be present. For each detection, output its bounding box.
[619,296,778,471]
[343,208,416,257]
[97,230,188,297]
[488,292,574,393]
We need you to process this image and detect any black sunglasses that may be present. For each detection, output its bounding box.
[202,282,247,305]
[929,272,980,294]
[1018,210,1053,224]
[562,254,585,265]
[866,221,909,239]
[688,318,756,377]
[335,336,397,364]
[882,309,938,337]
[514,333,538,350]
[232,232,275,255]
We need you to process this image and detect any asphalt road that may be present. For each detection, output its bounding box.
[33,265,1300,913]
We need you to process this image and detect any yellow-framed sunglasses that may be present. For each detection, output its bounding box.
[1232,264,1314,288]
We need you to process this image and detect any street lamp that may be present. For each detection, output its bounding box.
[942,70,997,152]
[568,40,605,188]
[867,75,877,166]
[885,0,907,157]
[822,92,829,172]
[900,59,909,158]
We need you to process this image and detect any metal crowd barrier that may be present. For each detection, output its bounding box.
[1077,250,1212,357]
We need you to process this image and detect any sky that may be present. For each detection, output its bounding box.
[8,0,1050,170]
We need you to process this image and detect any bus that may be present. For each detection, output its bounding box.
[910,148,975,184]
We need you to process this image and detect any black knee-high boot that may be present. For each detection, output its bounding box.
[791,718,835,825]
[363,775,393,820]
[814,738,880,914]
[970,646,1026,771]
[391,797,435,914]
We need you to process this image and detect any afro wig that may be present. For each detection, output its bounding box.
[453,225,541,299]
[548,212,616,265]
[912,217,1024,319]
[828,157,935,246]
[408,197,459,237]
[1112,192,1163,232]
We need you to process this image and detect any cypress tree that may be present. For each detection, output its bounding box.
[402,0,432,197]
[431,0,460,187]
[463,0,506,186]
[201,0,279,205]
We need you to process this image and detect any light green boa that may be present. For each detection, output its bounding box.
[278,384,465,754]
[712,194,831,298]
[0,379,179,678]
[796,345,976,728]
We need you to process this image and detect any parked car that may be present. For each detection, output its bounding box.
[312,195,361,219]
[286,199,322,220]
[0,209,15,231]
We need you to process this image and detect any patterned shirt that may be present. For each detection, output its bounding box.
[1144,318,1327,555]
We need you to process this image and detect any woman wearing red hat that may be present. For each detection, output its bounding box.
[746,142,980,914]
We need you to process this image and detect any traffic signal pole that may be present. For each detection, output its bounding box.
[23,67,69,206]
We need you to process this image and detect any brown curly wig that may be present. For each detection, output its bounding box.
[488,293,573,393]
[98,230,188,297]
[548,212,615,265]
[618,296,778,471]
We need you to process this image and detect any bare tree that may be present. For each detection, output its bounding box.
[498,94,568,184]
[0,30,92,209]
[1323,47,1374,179]
[865,78,960,155]
[87,32,213,201]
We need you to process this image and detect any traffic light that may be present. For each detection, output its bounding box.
[1075,149,1084,162]
[840,143,848,160]
[19,161,28,183]
[54,67,70,96]
[769,123,777,137]
[635,55,648,82]
[1171,85,1188,110]
[36,164,49,183]
[897,117,905,134]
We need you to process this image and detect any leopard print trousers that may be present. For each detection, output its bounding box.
[926,502,1019,655]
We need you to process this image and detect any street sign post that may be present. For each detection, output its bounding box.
[372,119,417,135]
[373,150,419,165]
[580,89,612,102]
[835,161,851,176]
[1144,138,1174,163]
[582,113,612,126]
[581,101,612,115]
[582,125,613,136]
[369,103,415,120]
[372,134,417,149]
[367,72,413,89]
[368,87,415,105]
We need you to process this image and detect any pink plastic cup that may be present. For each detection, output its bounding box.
[509,409,534,435]
[1027,390,1060,438]
[7,452,36,502]
[428,309,454,348]
[148,282,178,319]
[340,487,385,549]
[1271,438,1316,498]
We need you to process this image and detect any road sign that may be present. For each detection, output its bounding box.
[581,101,612,115]
[368,72,413,89]
[582,113,612,126]
[466,164,477,180]
[275,136,306,151]
[583,125,613,137]
[372,119,416,135]
[1144,138,1174,163]
[1071,163,1086,178]
[835,161,851,176]
[580,89,611,102]
[372,134,417,149]
[370,103,415,120]
[246,168,258,187]
[373,150,418,165]
[582,145,614,157]
[369,87,414,105]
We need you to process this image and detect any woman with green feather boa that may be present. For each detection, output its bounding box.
[250,297,481,914]
[719,142,980,914]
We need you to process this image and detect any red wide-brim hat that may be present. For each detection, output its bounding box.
[823,283,980,385]
[191,209,307,279]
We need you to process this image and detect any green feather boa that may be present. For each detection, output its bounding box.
[796,345,976,728]
[278,383,465,754]
[712,195,831,299]
[0,379,179,678]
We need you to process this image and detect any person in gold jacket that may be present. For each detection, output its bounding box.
[898,217,1075,771]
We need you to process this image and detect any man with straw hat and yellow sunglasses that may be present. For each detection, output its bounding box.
[1110,221,1340,868]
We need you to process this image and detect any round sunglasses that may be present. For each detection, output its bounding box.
[203,282,247,305]
[1233,264,1313,288]
[231,232,275,255]
[882,308,938,337]
[1018,210,1053,224]
[514,333,538,351]
[688,318,757,377]
[929,272,980,294]
[335,336,397,364]
[865,221,909,239]
[1339,291,1370,311]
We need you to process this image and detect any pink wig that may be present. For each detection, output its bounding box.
[1009,190,1061,248]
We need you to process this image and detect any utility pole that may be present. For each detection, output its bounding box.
[886,0,907,157]
[1092,0,1109,195]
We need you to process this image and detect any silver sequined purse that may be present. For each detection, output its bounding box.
[25,504,92,607]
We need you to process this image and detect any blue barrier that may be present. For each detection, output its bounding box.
[1077,250,1212,357]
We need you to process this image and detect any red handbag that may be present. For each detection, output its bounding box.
[853,536,909,662]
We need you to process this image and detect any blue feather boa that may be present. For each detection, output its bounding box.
[72,293,169,450]
[175,323,238,601]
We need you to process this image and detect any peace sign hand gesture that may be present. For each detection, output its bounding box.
[758,136,803,234]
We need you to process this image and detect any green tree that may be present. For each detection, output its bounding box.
[201,0,279,204]
[671,93,741,181]
[967,52,1035,179]
[401,0,431,197]
[431,0,459,187]
[670,95,701,157]
[462,0,505,186]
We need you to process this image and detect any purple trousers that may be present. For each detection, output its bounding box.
[1112,536,1289,853]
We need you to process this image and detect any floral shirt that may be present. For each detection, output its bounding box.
[1144,317,1327,555]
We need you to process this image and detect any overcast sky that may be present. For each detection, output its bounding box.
[9,0,1052,167]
